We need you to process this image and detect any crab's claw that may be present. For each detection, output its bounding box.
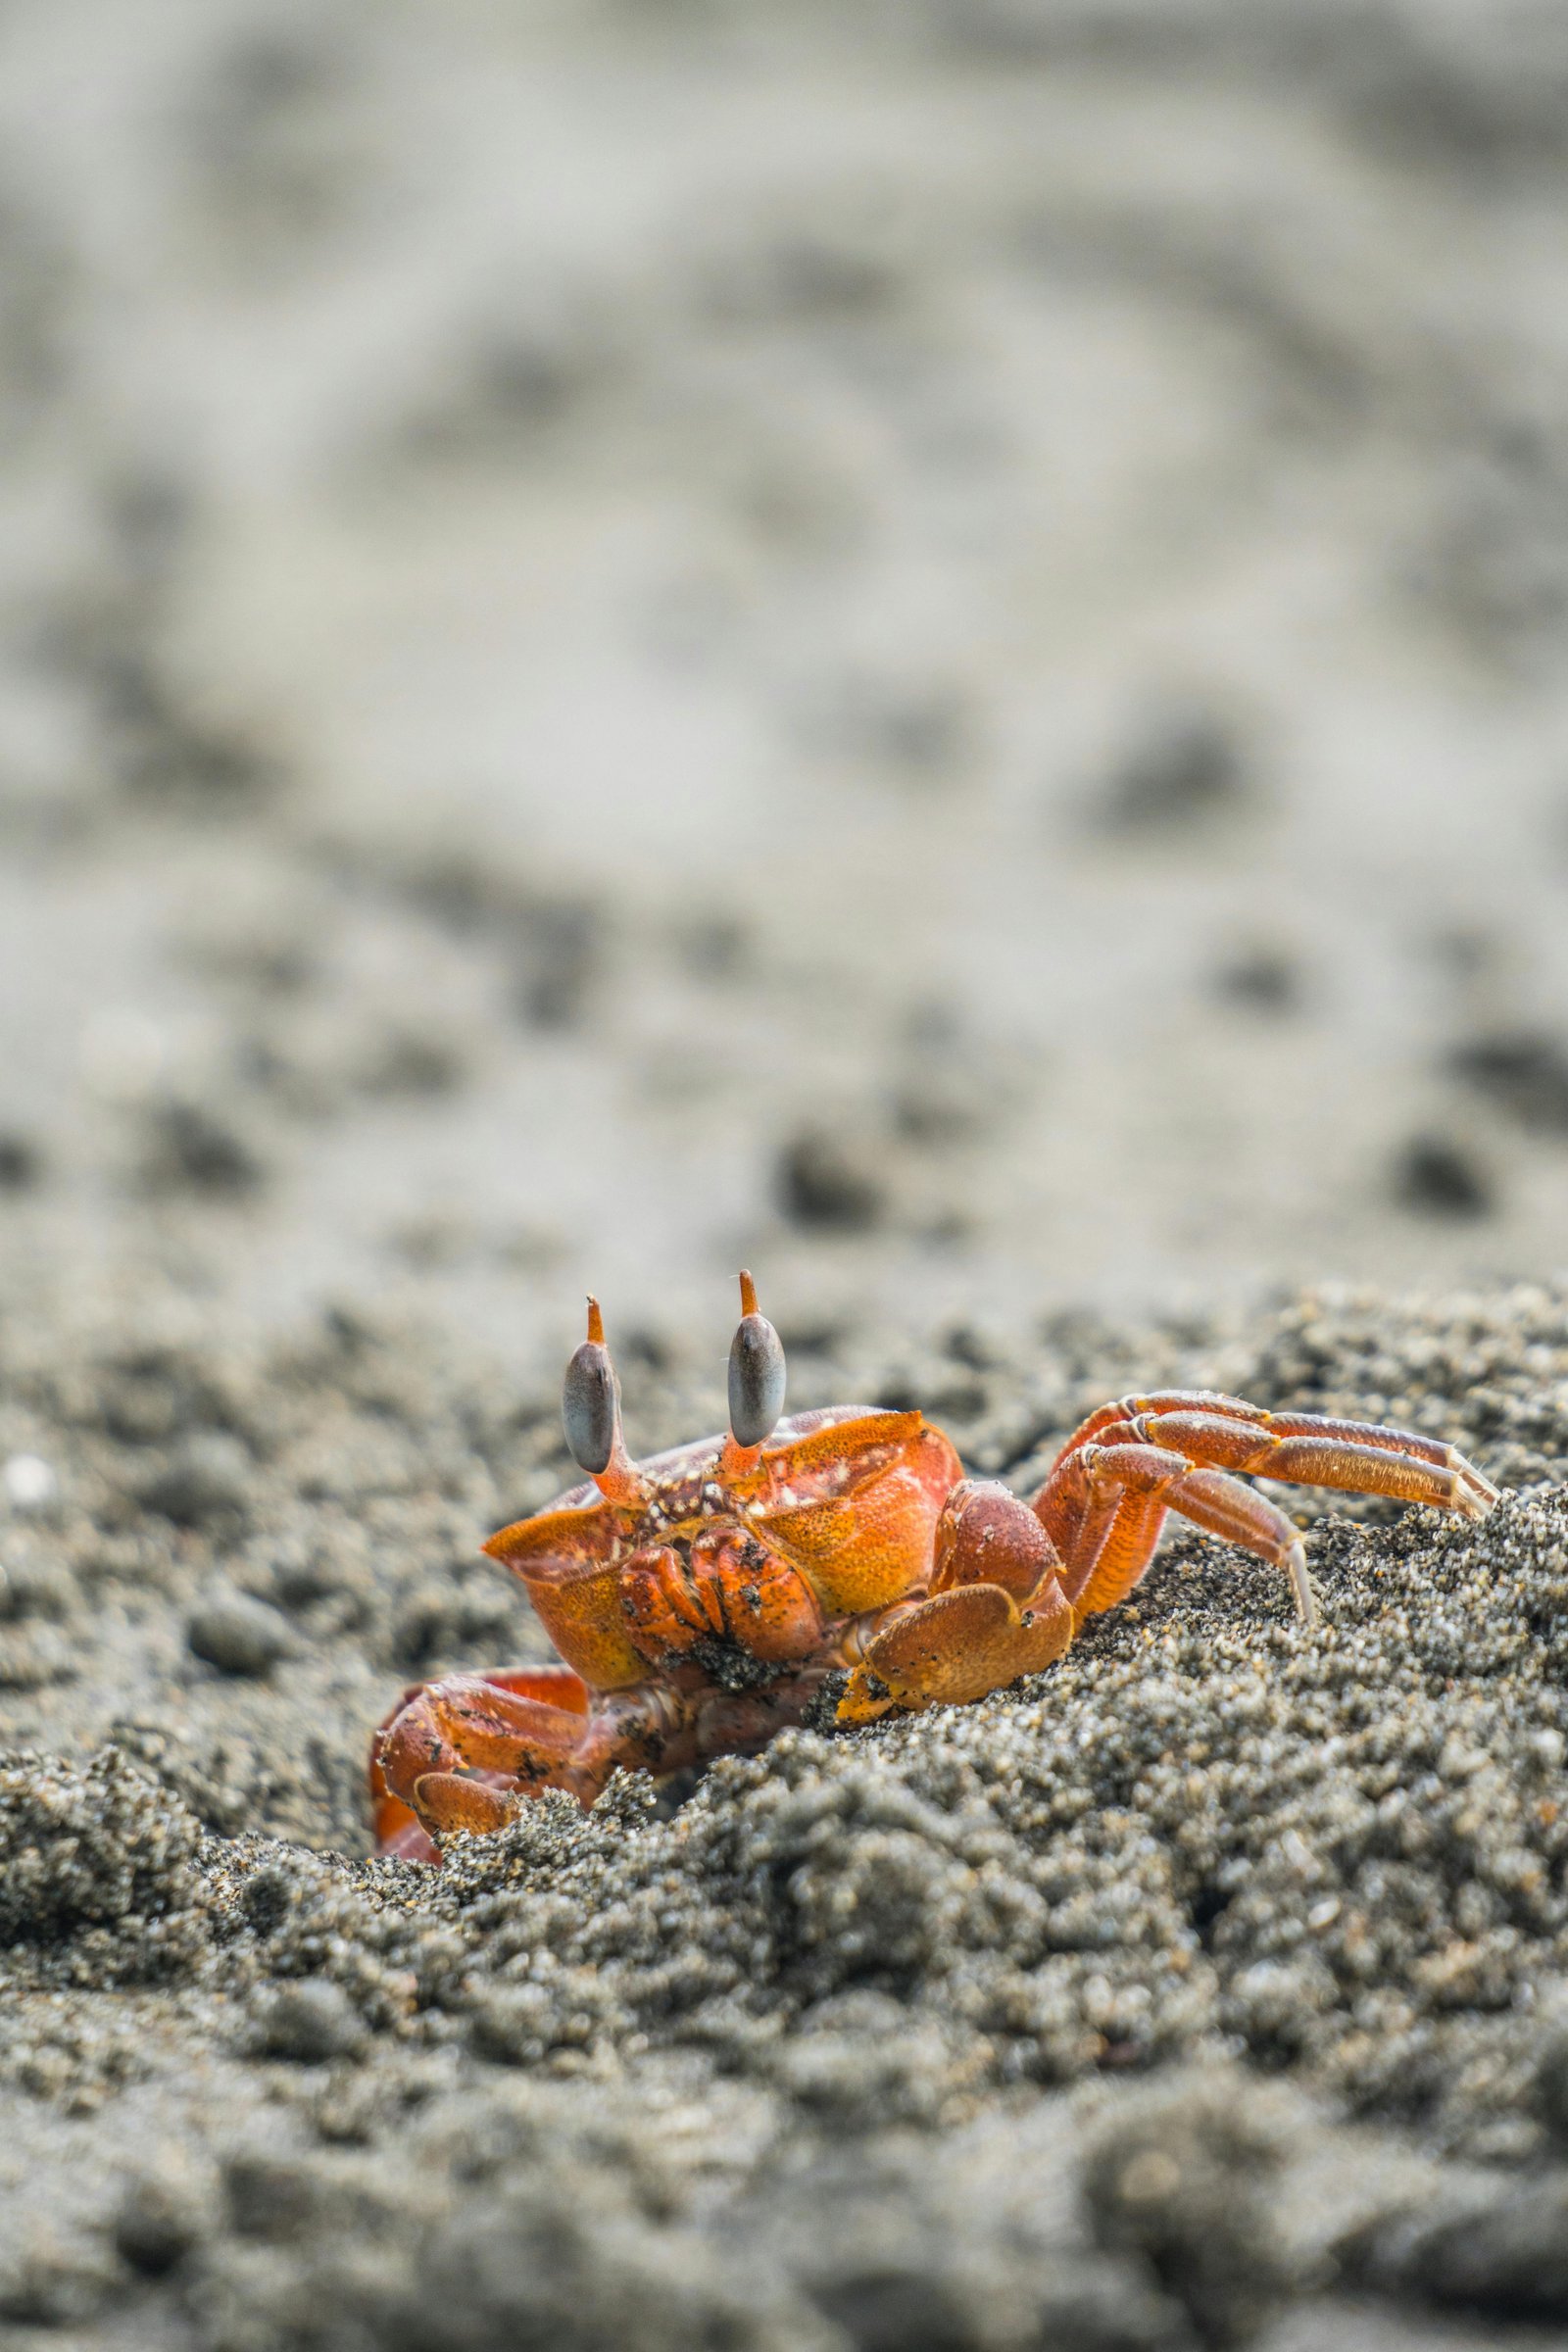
[838,1577,1076,1723]
[838,1479,1078,1723]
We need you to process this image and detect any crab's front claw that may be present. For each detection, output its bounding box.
[837,1576,1076,1724]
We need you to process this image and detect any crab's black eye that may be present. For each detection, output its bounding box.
[728,1270,786,1449]
[563,1297,620,1475]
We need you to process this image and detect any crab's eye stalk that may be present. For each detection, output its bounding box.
[728,1270,786,1450]
[563,1296,620,1475]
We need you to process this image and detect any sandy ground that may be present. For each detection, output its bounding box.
[4,0,1568,2345]
[4,1279,1568,2349]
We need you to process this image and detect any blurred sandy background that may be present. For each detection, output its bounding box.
[3,0,1568,1367]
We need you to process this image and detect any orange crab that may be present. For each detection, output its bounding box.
[371,1276,1498,1862]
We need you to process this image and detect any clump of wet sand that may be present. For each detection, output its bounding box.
[1,1278,1567,2347]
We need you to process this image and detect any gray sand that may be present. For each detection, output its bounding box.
[4,1278,1568,2347]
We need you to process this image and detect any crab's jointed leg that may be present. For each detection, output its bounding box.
[1033,1390,1498,1626]
[371,1661,701,1856]
[368,1680,447,1862]
[1039,1393,1495,1525]
[1049,1441,1316,1620]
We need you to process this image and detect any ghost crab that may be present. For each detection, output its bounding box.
[371,1276,1498,1862]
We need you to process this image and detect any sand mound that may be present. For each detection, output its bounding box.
[1,1281,1566,2345]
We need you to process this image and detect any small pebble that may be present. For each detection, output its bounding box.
[140,1432,251,1528]
[250,1978,366,2065]
[776,1126,887,1230]
[1211,945,1301,1012]
[114,2162,216,2277]
[0,1131,44,1190]
[138,1095,267,1196]
[515,896,601,1030]
[1393,1132,1494,1218]
[223,2150,326,2240]
[356,1022,465,1099]
[1446,1028,1568,1135]
[186,1589,293,1677]
[3,1454,56,1510]
[1089,703,1253,834]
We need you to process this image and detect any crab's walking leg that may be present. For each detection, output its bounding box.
[378,1669,594,1805]
[1030,1391,1496,1626]
[372,1667,588,1855]
[1053,1442,1316,1621]
[1037,1391,1496,1537]
[1130,1407,1494,1513]
[838,1479,1075,1722]
[369,1682,446,1862]
[373,1667,697,1855]
[372,1664,595,1857]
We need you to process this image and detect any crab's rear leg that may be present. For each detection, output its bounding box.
[1038,1392,1496,1544]
[1054,1442,1316,1621]
[1128,1406,1497,1514]
[838,1479,1075,1722]
[1036,1398,1496,1627]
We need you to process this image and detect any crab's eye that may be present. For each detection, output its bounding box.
[563,1297,620,1475]
[728,1270,786,1449]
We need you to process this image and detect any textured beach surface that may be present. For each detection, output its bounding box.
[4,0,1568,2344]
[3,1278,1568,2348]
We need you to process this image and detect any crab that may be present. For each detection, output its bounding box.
[370,1276,1498,1862]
